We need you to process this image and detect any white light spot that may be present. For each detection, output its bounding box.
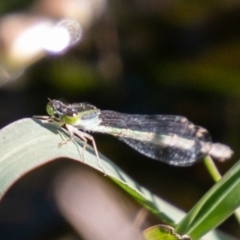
[43,26,70,53]
[12,22,53,57]
[11,19,82,57]
[44,19,82,54]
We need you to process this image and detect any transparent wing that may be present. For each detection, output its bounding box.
[97,111,212,166]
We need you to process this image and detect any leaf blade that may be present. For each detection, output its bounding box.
[176,159,240,239]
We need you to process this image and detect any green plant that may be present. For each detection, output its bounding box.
[0,118,239,240]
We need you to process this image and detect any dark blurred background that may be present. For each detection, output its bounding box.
[0,0,240,239]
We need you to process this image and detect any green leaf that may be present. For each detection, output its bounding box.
[143,224,191,240]
[176,159,240,239]
[0,119,238,240]
[0,118,180,223]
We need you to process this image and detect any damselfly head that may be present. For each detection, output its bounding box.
[46,99,81,125]
[46,99,67,120]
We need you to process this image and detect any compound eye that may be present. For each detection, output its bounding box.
[46,103,54,116]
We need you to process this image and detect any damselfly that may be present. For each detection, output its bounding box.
[34,99,233,172]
